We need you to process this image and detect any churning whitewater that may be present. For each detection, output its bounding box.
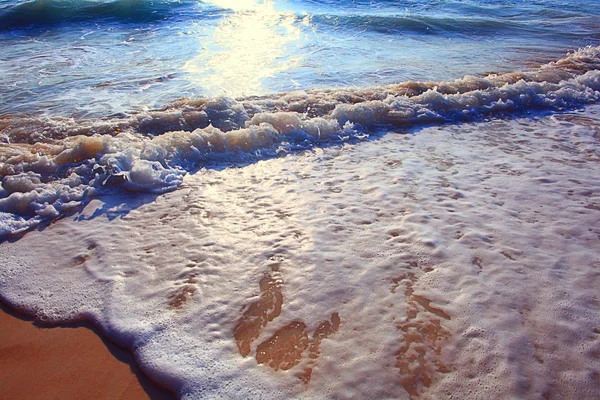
[2,46,600,237]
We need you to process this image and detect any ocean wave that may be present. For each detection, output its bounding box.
[308,13,532,37]
[1,46,600,238]
[0,0,201,30]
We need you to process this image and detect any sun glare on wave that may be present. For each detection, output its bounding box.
[183,0,308,98]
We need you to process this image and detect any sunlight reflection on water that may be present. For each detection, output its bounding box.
[183,0,308,98]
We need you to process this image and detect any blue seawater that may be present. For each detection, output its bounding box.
[1,0,600,237]
[0,0,599,117]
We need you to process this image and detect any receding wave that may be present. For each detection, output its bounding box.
[1,46,600,237]
[0,0,199,30]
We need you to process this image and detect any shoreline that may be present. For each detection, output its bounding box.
[0,104,599,397]
[0,300,175,400]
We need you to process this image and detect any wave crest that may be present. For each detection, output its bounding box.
[0,0,197,30]
[1,46,600,237]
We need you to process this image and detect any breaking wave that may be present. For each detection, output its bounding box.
[1,46,600,237]
[0,0,202,30]
[309,14,535,37]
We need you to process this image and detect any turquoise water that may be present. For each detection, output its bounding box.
[1,0,599,118]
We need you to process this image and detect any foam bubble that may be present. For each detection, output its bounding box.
[1,47,600,237]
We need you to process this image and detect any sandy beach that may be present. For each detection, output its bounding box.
[2,103,599,398]
[0,302,174,400]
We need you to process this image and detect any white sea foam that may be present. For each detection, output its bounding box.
[1,102,599,398]
[2,47,600,238]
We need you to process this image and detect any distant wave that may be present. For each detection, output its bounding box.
[1,46,600,237]
[0,0,201,30]
[307,12,600,40]
[308,13,531,37]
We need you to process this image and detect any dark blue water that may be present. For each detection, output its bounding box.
[1,0,599,117]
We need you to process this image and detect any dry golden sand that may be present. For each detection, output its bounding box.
[0,303,174,400]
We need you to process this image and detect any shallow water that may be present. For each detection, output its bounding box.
[2,105,600,398]
[1,0,600,399]
[1,0,599,117]
[1,46,600,236]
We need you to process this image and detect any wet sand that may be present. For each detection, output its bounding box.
[0,302,174,400]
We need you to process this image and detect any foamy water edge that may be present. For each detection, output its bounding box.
[2,46,600,238]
